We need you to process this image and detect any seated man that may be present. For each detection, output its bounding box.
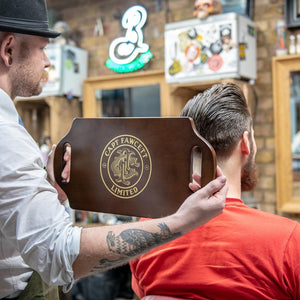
[130,83,300,299]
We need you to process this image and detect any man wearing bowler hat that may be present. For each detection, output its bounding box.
[0,0,228,299]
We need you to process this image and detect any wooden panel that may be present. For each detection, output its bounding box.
[15,96,82,144]
[54,117,216,218]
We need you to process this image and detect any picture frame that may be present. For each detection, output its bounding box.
[220,0,254,20]
[286,0,300,29]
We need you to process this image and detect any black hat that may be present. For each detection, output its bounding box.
[0,0,60,38]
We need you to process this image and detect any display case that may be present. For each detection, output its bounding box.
[41,44,88,98]
[165,13,256,84]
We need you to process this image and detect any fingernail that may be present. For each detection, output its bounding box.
[219,176,226,183]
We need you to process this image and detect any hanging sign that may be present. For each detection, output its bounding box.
[106,5,153,73]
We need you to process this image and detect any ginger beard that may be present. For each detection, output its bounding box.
[241,137,258,192]
[41,70,49,87]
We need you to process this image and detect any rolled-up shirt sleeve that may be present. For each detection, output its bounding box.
[0,122,82,291]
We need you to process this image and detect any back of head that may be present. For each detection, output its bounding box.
[180,83,252,158]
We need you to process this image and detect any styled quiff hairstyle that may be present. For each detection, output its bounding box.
[180,83,252,158]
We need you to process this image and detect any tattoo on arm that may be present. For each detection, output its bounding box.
[90,223,180,273]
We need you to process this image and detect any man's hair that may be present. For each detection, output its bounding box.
[180,83,252,158]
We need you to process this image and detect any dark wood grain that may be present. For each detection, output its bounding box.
[54,117,216,218]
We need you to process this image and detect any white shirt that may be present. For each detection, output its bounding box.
[0,89,82,298]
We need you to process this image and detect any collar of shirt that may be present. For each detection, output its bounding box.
[0,88,19,123]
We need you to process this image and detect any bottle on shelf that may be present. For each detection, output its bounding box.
[297,34,300,54]
[289,35,296,55]
[276,19,288,56]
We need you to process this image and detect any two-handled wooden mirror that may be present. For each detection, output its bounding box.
[272,55,300,213]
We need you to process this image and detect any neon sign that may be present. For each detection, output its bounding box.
[106,5,153,73]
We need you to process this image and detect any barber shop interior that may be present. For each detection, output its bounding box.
[8,0,300,299]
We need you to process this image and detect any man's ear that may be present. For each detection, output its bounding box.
[0,34,15,67]
[241,131,250,155]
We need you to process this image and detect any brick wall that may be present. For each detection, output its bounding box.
[47,0,299,220]
[47,0,196,76]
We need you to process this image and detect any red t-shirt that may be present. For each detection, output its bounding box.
[130,198,300,300]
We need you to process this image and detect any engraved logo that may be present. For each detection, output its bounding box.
[100,135,152,199]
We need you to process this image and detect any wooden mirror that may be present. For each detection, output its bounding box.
[272,55,300,213]
[82,70,176,118]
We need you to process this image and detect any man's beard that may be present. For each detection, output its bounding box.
[10,68,44,98]
[241,151,257,192]
[10,45,47,98]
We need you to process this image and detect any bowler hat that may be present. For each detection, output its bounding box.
[0,0,60,38]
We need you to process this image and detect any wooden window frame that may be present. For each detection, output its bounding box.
[272,55,300,213]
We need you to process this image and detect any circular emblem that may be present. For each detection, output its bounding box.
[100,134,152,199]
[185,43,201,62]
[208,54,223,72]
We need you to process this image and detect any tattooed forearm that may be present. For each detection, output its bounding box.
[106,223,180,257]
[90,223,180,273]
[90,257,128,274]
